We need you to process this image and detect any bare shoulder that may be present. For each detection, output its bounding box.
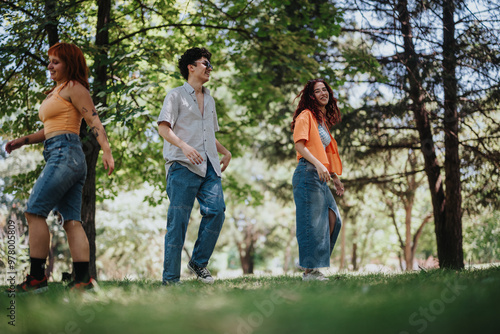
[66,80,88,92]
[66,81,91,99]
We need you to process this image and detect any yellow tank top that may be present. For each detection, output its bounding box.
[39,82,83,135]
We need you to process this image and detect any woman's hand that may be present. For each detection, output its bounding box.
[5,138,25,153]
[332,177,345,196]
[315,163,331,182]
[102,150,115,176]
[5,130,45,154]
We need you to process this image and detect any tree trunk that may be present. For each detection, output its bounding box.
[351,243,357,271]
[80,131,99,278]
[44,0,59,46]
[242,224,255,274]
[43,0,59,279]
[396,0,448,268]
[283,224,295,273]
[340,217,346,270]
[183,245,192,262]
[240,245,255,274]
[398,252,404,271]
[404,203,413,270]
[339,202,351,270]
[235,223,256,275]
[80,0,111,279]
[442,0,464,269]
[412,212,433,261]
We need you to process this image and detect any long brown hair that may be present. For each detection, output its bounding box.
[291,78,341,130]
[46,42,90,93]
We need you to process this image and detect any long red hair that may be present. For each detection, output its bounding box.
[291,79,341,130]
[46,42,89,93]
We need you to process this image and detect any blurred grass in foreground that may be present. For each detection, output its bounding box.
[1,266,499,334]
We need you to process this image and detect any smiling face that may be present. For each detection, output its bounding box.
[48,55,68,84]
[189,57,213,83]
[313,82,329,108]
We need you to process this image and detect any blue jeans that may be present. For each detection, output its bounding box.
[292,158,342,269]
[162,161,225,283]
[26,133,87,223]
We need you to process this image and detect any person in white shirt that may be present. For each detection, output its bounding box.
[157,47,231,285]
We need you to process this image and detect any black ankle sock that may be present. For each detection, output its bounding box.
[73,262,90,282]
[30,257,46,280]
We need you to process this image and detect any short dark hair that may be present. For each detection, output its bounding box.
[178,47,212,80]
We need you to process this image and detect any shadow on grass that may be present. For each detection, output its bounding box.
[1,266,499,334]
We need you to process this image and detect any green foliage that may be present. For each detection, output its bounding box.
[3,0,498,276]
[338,0,500,214]
[464,210,500,264]
[341,43,386,82]
[0,0,346,201]
[92,186,167,279]
[223,173,264,206]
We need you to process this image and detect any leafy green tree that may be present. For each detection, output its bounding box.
[378,151,433,270]
[222,156,296,274]
[1,0,346,277]
[337,0,500,269]
[463,210,500,264]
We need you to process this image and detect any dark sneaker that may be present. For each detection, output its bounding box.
[68,278,96,291]
[13,275,48,293]
[187,262,214,284]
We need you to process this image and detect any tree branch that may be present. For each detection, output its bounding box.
[411,212,433,255]
[343,168,426,186]
[111,23,252,46]
[0,0,38,18]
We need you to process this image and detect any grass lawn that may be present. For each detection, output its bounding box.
[2,266,499,334]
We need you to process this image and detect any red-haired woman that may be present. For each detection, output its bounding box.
[291,78,344,281]
[5,42,114,292]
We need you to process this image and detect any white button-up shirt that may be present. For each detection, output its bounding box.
[158,82,221,178]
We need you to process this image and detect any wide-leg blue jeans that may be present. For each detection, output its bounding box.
[292,158,342,269]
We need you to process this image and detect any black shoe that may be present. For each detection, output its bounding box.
[12,275,48,293]
[68,278,96,291]
[187,262,214,284]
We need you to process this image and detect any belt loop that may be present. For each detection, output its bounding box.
[65,133,75,142]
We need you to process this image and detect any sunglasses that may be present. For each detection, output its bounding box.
[194,60,213,70]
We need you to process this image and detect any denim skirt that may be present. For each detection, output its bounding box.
[292,158,342,269]
[26,133,87,223]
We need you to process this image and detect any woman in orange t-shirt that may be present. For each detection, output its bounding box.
[291,79,344,281]
[5,43,114,292]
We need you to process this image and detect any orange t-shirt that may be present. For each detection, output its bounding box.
[39,82,83,135]
[293,109,342,175]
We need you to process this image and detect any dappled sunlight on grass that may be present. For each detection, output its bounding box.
[1,266,499,334]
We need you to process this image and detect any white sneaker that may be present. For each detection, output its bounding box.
[302,269,329,281]
[295,261,307,271]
